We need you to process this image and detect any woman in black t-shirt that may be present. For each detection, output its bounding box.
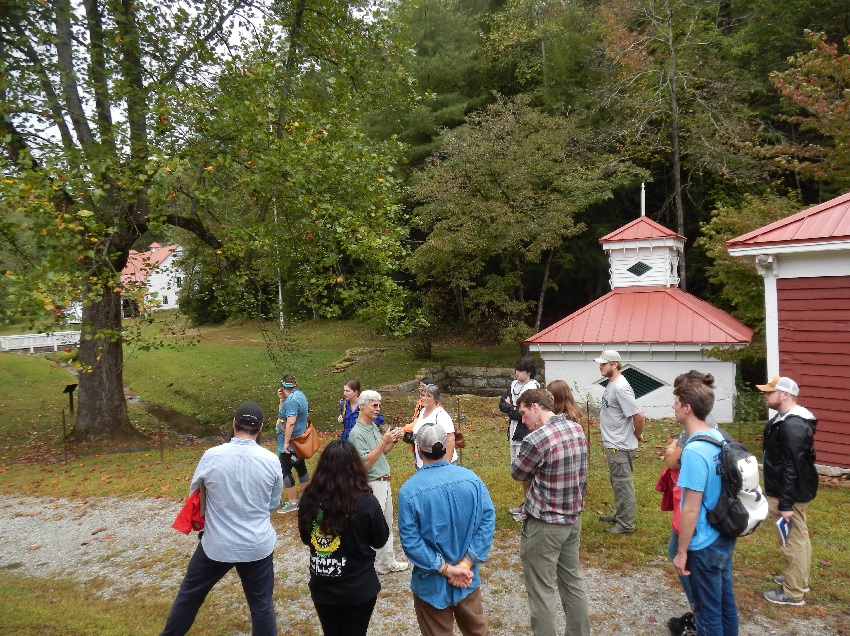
[297,440,390,636]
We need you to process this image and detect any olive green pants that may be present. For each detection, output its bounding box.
[520,516,590,636]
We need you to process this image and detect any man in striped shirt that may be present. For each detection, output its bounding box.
[511,388,590,636]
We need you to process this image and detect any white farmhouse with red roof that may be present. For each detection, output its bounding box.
[526,210,752,422]
[727,191,850,469]
[120,243,184,317]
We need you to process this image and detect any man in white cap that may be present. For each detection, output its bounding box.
[594,349,645,534]
[757,376,818,606]
[398,423,496,635]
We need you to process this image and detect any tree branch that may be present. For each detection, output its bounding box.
[54,0,96,149]
[156,0,254,90]
[163,213,223,250]
[83,0,115,144]
[6,30,79,161]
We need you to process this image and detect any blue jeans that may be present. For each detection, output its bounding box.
[686,534,738,636]
[668,529,696,611]
[160,542,277,635]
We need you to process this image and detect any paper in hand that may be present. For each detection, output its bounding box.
[776,517,790,547]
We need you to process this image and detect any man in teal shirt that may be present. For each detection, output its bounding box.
[348,389,409,574]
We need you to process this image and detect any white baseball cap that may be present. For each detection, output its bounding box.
[594,350,621,364]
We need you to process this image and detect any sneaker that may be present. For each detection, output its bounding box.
[764,588,805,606]
[773,575,810,593]
[277,501,299,514]
[667,612,695,636]
[598,514,617,523]
[604,525,635,535]
[377,560,409,574]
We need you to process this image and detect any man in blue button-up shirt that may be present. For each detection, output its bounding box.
[160,402,283,636]
[398,423,496,636]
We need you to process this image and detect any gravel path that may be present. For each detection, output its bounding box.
[0,495,835,635]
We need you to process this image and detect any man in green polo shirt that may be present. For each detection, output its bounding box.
[349,389,409,575]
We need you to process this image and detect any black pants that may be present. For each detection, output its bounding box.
[313,597,377,636]
[160,543,276,636]
[280,450,310,487]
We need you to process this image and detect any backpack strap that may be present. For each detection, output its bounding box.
[683,434,726,511]
[685,433,725,448]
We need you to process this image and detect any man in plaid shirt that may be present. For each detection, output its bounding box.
[511,388,589,636]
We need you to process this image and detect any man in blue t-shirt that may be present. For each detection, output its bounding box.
[276,374,310,514]
[672,374,739,636]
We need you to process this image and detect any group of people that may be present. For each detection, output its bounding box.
[500,353,818,636]
[158,354,819,636]
[159,374,493,636]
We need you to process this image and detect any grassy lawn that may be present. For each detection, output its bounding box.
[1,317,848,631]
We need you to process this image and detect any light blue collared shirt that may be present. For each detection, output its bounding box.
[190,437,283,562]
[398,461,495,609]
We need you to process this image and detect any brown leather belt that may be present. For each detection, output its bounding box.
[373,475,391,482]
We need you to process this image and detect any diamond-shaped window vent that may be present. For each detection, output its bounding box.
[627,261,652,277]
[600,367,665,399]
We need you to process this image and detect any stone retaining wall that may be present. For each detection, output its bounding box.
[382,366,529,397]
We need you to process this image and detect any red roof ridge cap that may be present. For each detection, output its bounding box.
[599,216,685,243]
[726,190,850,247]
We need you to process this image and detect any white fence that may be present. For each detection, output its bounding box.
[0,331,80,353]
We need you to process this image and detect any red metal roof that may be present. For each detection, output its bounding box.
[726,190,850,250]
[526,287,752,345]
[121,244,179,285]
[599,216,685,243]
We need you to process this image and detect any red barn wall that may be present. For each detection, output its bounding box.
[777,276,850,468]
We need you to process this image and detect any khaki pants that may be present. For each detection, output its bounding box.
[413,587,491,636]
[369,479,397,572]
[767,496,811,600]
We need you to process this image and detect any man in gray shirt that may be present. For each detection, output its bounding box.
[595,350,645,535]
[349,389,409,575]
[161,402,283,636]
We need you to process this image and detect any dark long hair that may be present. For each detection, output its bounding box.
[297,440,372,538]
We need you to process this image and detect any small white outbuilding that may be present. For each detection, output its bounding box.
[526,213,752,422]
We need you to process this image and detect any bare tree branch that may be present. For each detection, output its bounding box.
[55,0,96,149]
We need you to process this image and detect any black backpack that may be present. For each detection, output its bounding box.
[686,434,769,538]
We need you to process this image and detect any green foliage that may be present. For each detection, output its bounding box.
[484,0,602,109]
[696,192,800,328]
[772,31,850,189]
[735,377,768,423]
[498,321,535,346]
[408,94,647,331]
[155,23,416,326]
[376,0,495,167]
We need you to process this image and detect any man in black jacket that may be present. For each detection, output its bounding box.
[757,376,818,606]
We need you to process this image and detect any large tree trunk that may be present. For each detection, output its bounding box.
[71,282,140,442]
